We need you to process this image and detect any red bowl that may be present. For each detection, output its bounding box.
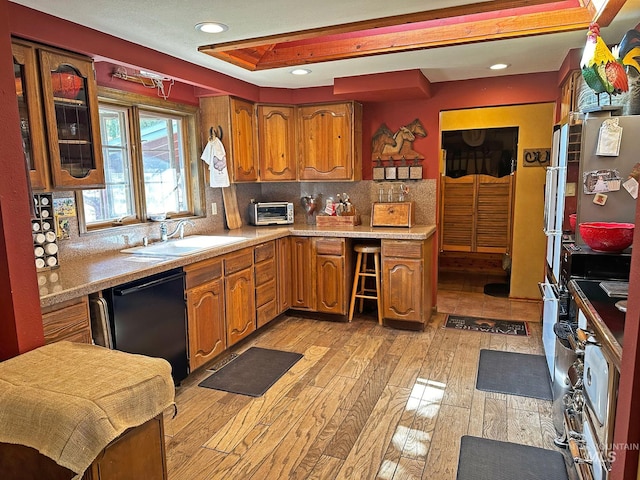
[569,214,577,232]
[50,72,83,99]
[579,222,635,252]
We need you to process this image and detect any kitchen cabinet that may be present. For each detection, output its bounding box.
[381,237,433,327]
[41,296,92,344]
[315,238,352,315]
[257,104,297,181]
[254,241,278,328]
[200,96,258,182]
[224,248,256,345]
[12,39,104,190]
[184,258,226,371]
[277,237,292,313]
[12,40,49,191]
[297,101,362,181]
[83,414,167,480]
[290,236,315,310]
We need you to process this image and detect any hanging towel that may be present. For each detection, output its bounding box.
[201,137,230,187]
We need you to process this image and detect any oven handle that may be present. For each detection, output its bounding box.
[538,281,559,300]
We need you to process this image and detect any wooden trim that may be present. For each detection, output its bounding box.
[198,1,606,71]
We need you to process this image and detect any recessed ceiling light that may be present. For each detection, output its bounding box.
[290,68,311,75]
[195,22,228,34]
[489,63,509,70]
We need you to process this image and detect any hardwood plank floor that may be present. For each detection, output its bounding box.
[164,273,572,479]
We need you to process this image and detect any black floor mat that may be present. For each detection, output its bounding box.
[457,436,567,480]
[476,349,552,400]
[445,315,529,336]
[199,347,303,397]
[483,282,510,297]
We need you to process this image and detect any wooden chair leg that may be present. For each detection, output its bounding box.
[374,252,383,325]
[348,252,363,321]
[358,253,367,313]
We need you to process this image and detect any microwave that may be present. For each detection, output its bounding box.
[249,202,294,226]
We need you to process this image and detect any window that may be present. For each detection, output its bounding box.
[78,90,202,231]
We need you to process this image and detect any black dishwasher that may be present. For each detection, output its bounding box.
[104,268,188,385]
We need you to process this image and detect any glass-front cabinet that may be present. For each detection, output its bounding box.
[39,49,104,188]
[12,41,49,190]
[12,38,104,190]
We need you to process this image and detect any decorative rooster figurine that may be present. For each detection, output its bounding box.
[581,23,628,105]
[615,27,640,73]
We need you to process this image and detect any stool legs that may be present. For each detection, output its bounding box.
[348,252,363,321]
[348,248,382,324]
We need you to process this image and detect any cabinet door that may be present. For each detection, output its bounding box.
[12,41,50,191]
[381,257,423,322]
[316,254,345,314]
[41,296,92,344]
[186,278,226,371]
[225,267,256,345]
[38,49,104,189]
[257,104,297,181]
[230,98,258,182]
[277,237,292,313]
[290,237,315,310]
[298,102,359,181]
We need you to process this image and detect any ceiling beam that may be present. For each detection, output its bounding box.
[198,0,624,71]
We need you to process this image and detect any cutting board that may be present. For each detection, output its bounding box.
[222,185,242,229]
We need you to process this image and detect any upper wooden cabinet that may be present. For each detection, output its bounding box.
[257,104,297,181]
[200,96,258,182]
[200,97,362,183]
[12,39,104,190]
[297,101,362,181]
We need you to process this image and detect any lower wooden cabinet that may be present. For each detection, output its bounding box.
[41,296,92,344]
[185,258,226,371]
[254,241,278,328]
[290,236,315,310]
[0,414,167,480]
[381,237,433,327]
[276,237,292,313]
[224,248,256,346]
[83,415,167,480]
[315,238,351,315]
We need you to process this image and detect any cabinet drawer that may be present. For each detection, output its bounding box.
[184,257,223,289]
[382,240,423,259]
[254,241,275,263]
[42,297,91,344]
[256,279,277,307]
[257,299,278,328]
[255,258,276,286]
[224,248,253,275]
[315,237,344,255]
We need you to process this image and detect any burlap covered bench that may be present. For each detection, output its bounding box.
[0,341,175,479]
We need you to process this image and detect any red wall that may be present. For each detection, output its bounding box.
[0,0,45,360]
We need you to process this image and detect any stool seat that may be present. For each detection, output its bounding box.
[349,244,382,324]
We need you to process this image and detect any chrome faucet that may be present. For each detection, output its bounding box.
[160,220,195,242]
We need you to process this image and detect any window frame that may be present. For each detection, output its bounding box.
[76,87,204,233]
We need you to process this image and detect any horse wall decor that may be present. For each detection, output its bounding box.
[372,118,427,160]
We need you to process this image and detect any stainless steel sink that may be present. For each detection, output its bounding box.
[120,235,247,256]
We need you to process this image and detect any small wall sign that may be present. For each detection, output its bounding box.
[523,148,551,167]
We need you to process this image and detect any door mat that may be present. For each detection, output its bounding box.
[444,315,529,336]
[476,349,552,400]
[457,436,568,480]
[199,347,303,397]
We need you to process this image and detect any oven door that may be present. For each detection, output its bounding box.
[540,281,560,380]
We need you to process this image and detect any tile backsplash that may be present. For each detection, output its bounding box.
[50,179,436,262]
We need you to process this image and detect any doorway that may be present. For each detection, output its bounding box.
[439,127,517,292]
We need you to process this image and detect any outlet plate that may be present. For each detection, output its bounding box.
[211,203,217,215]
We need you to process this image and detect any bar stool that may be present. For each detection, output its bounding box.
[349,244,382,324]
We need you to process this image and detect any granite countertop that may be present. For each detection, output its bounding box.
[39,224,436,308]
[569,278,626,371]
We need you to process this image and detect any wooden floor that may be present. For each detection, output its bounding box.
[164,273,568,479]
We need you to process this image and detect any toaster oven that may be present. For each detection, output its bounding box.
[248,202,294,226]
